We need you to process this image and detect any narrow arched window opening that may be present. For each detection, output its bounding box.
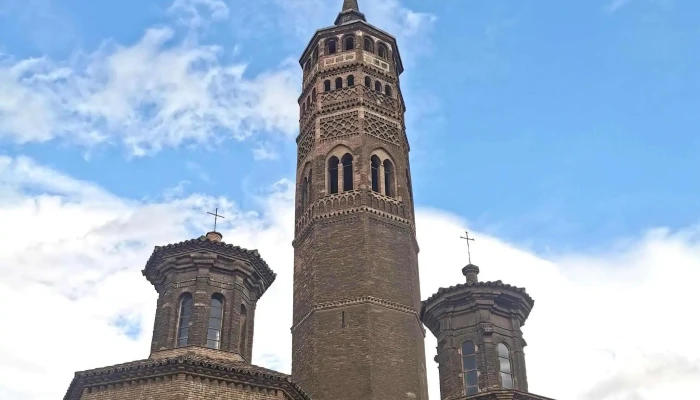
[307,95,311,108]
[324,80,331,92]
[462,341,478,395]
[312,88,317,102]
[364,76,371,88]
[385,85,392,97]
[327,39,337,55]
[378,43,388,59]
[239,304,248,356]
[348,75,355,87]
[304,60,310,73]
[207,295,224,349]
[312,47,319,63]
[344,36,355,51]
[498,343,514,389]
[371,155,381,193]
[335,77,343,90]
[328,156,340,194]
[406,169,413,198]
[301,176,309,208]
[341,153,354,192]
[375,81,382,92]
[177,294,193,348]
[383,159,395,197]
[307,169,313,203]
[363,37,374,53]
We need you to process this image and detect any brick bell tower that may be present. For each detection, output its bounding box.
[292,1,428,400]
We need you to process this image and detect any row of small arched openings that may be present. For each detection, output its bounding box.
[461,340,514,395]
[176,293,248,355]
[301,75,393,115]
[304,34,392,73]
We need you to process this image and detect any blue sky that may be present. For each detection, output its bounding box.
[1,1,699,399]
[2,0,697,254]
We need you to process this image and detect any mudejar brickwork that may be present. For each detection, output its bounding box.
[63,2,556,400]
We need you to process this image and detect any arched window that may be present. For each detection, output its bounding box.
[307,169,313,203]
[239,304,248,356]
[383,159,395,197]
[307,95,311,108]
[375,81,382,92]
[207,295,224,349]
[378,43,389,59]
[348,75,355,87]
[498,343,514,389]
[177,294,193,348]
[365,76,371,88]
[328,156,340,194]
[406,169,413,198]
[312,47,319,63]
[312,88,317,102]
[344,36,355,51]
[304,60,310,73]
[370,155,381,192]
[363,37,374,53]
[327,39,337,55]
[301,176,309,208]
[324,80,331,92]
[335,77,343,90]
[341,153,353,191]
[385,84,392,97]
[462,341,478,395]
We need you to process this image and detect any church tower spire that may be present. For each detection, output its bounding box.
[335,0,366,25]
[293,1,425,400]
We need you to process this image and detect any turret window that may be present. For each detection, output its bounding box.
[239,304,248,356]
[206,295,224,349]
[312,88,317,102]
[371,155,381,192]
[312,47,318,63]
[363,37,374,53]
[461,341,478,395]
[383,159,395,197]
[344,36,355,51]
[498,343,514,389]
[375,81,382,92]
[365,76,371,88]
[348,75,355,87]
[327,39,337,55]
[378,43,389,59]
[342,153,354,191]
[335,77,343,90]
[385,85,392,97]
[324,80,331,92]
[177,294,193,348]
[328,156,340,194]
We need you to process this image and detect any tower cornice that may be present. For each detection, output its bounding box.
[298,21,405,75]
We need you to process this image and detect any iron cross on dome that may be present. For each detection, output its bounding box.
[207,208,225,231]
[460,231,476,264]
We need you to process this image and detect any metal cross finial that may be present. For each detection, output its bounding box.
[207,208,225,232]
[460,231,476,264]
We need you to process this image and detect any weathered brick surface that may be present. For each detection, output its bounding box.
[421,272,555,399]
[79,375,286,400]
[292,14,428,400]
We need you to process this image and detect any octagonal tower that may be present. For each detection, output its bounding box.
[143,231,275,362]
[422,263,555,400]
[292,1,427,400]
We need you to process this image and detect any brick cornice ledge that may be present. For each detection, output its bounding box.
[291,296,426,336]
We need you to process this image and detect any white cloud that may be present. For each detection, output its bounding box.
[0,27,300,156]
[251,141,279,160]
[169,0,230,28]
[0,156,699,399]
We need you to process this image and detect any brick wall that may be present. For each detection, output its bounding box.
[79,374,288,400]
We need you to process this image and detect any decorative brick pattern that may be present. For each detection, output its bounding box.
[364,113,401,145]
[296,128,315,166]
[320,111,359,141]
